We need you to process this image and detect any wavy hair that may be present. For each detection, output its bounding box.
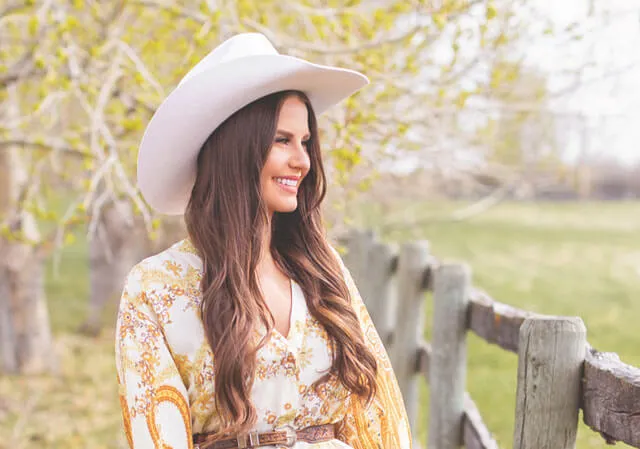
[184,91,377,437]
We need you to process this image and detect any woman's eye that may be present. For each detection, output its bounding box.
[275,137,309,149]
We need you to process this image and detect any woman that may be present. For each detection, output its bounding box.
[115,33,411,449]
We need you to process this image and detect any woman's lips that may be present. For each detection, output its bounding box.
[273,177,298,193]
[274,177,299,193]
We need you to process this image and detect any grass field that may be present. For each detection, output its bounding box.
[362,200,640,449]
[1,200,639,448]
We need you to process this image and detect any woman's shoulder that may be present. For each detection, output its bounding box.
[325,240,347,269]
[125,238,202,292]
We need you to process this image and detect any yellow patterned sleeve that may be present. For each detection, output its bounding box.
[331,247,413,449]
[115,262,193,449]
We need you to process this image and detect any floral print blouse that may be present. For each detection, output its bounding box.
[115,239,412,448]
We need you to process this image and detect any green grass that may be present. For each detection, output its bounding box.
[1,200,639,448]
[361,200,640,448]
[0,236,125,449]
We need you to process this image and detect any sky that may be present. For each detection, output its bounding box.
[531,0,640,166]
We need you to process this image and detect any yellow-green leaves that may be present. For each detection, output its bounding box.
[332,147,362,173]
[64,232,76,245]
[27,15,39,35]
[433,13,446,30]
[486,3,498,20]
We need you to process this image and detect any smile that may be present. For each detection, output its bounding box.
[273,177,299,193]
[274,177,298,187]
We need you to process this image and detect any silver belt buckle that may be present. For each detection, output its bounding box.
[275,424,297,447]
[237,430,260,448]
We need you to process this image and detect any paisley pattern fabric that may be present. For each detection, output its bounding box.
[115,239,412,448]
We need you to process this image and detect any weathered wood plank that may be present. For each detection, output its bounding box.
[513,317,586,449]
[416,340,498,449]
[416,340,431,377]
[342,229,374,303]
[582,347,640,447]
[463,393,499,449]
[468,289,537,353]
[428,263,471,449]
[392,241,431,436]
[365,241,397,347]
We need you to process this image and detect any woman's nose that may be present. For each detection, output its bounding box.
[290,143,310,171]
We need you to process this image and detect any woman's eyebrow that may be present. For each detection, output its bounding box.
[276,129,311,140]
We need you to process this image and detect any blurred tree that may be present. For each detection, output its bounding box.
[1,3,60,374]
[0,0,565,370]
[472,61,563,197]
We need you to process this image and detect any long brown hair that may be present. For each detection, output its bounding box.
[184,91,377,436]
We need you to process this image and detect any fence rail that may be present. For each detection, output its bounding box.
[583,348,640,445]
[341,229,640,449]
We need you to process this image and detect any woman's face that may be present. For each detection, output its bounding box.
[260,95,312,216]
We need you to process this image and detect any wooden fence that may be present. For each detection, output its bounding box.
[340,229,640,449]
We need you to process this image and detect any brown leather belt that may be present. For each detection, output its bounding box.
[193,423,336,449]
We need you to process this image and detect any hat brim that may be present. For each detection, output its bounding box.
[137,54,369,215]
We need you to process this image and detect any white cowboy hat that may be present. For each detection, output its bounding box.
[137,32,369,215]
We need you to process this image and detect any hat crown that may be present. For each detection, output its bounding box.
[179,33,278,86]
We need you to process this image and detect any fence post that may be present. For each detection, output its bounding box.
[428,263,471,449]
[343,229,374,304]
[392,241,430,438]
[513,317,586,449]
[364,241,397,346]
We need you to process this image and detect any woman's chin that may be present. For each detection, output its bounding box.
[272,200,298,214]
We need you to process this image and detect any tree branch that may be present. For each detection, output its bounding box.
[242,17,424,55]
[0,139,94,159]
[130,0,208,22]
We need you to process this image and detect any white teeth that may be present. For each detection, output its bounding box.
[275,177,298,187]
